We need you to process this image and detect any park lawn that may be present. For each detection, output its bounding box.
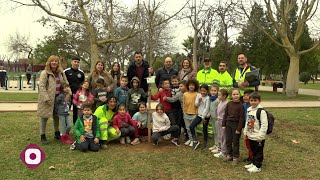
[298,82,320,90]
[0,108,319,179]
[0,92,38,102]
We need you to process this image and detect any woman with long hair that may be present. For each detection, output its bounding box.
[109,62,124,87]
[37,55,69,144]
[178,57,197,81]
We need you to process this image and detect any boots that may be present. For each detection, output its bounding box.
[54,131,61,140]
[41,134,48,145]
[65,134,73,144]
[61,134,73,144]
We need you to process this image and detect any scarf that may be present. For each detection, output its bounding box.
[210,95,218,102]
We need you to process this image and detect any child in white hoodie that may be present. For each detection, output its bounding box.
[243,92,268,173]
[152,103,180,146]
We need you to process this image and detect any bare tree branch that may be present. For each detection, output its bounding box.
[32,0,85,24]
[299,40,320,55]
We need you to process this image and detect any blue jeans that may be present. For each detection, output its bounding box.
[189,116,209,142]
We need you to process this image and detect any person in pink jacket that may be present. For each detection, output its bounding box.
[73,81,94,117]
[113,104,140,145]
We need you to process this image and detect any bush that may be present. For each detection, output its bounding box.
[299,72,311,85]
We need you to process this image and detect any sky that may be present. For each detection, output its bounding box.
[0,0,193,60]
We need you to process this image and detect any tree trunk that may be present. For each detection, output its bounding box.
[90,41,100,73]
[285,53,299,97]
[192,31,198,71]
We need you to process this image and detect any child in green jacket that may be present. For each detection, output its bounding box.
[74,104,100,152]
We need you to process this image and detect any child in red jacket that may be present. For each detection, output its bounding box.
[151,79,175,125]
[113,104,140,145]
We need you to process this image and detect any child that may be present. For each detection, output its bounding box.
[207,84,220,152]
[126,76,148,117]
[73,104,100,152]
[151,79,175,125]
[165,80,188,141]
[113,104,140,145]
[114,76,129,106]
[73,81,94,117]
[189,84,210,150]
[182,79,199,147]
[243,92,268,173]
[55,84,73,144]
[213,89,229,158]
[152,103,180,146]
[222,88,244,165]
[242,90,254,163]
[93,78,108,109]
[132,102,149,139]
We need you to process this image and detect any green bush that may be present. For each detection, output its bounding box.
[299,72,311,85]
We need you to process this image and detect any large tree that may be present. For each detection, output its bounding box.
[242,0,320,97]
[13,0,185,72]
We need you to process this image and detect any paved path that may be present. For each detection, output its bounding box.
[0,85,319,112]
[0,100,319,112]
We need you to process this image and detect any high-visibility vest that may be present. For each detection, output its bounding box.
[217,71,233,91]
[234,66,255,95]
[196,68,219,85]
[94,105,115,140]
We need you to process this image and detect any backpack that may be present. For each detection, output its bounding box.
[256,108,275,134]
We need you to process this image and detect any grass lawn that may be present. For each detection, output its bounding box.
[0,92,38,102]
[1,108,320,179]
[298,82,320,90]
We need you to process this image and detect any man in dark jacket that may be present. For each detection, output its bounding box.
[155,57,178,88]
[64,57,85,124]
[127,51,150,93]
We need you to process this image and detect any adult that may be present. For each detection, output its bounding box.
[94,96,121,148]
[109,62,124,87]
[127,51,150,93]
[233,52,260,96]
[178,57,196,81]
[217,61,233,91]
[26,64,32,85]
[88,60,116,98]
[196,57,219,86]
[37,55,69,144]
[0,66,7,88]
[64,57,85,124]
[155,57,178,88]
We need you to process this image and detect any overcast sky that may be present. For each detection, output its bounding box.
[0,0,193,59]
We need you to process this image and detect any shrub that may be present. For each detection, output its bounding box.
[299,72,311,85]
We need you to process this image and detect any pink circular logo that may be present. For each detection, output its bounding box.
[20,144,45,169]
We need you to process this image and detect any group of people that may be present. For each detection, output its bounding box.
[37,51,267,173]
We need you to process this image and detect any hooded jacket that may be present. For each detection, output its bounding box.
[126,77,148,111]
[127,60,149,93]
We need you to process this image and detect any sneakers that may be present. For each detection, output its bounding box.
[101,144,108,149]
[189,141,194,147]
[244,163,254,169]
[223,155,233,162]
[247,165,262,173]
[125,136,131,144]
[162,134,171,140]
[120,137,125,144]
[184,140,191,146]
[213,152,225,158]
[40,134,48,145]
[153,140,159,146]
[70,141,77,150]
[200,142,207,150]
[131,138,140,145]
[211,147,221,154]
[171,138,180,146]
[192,141,200,150]
[232,158,239,165]
[209,145,218,151]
